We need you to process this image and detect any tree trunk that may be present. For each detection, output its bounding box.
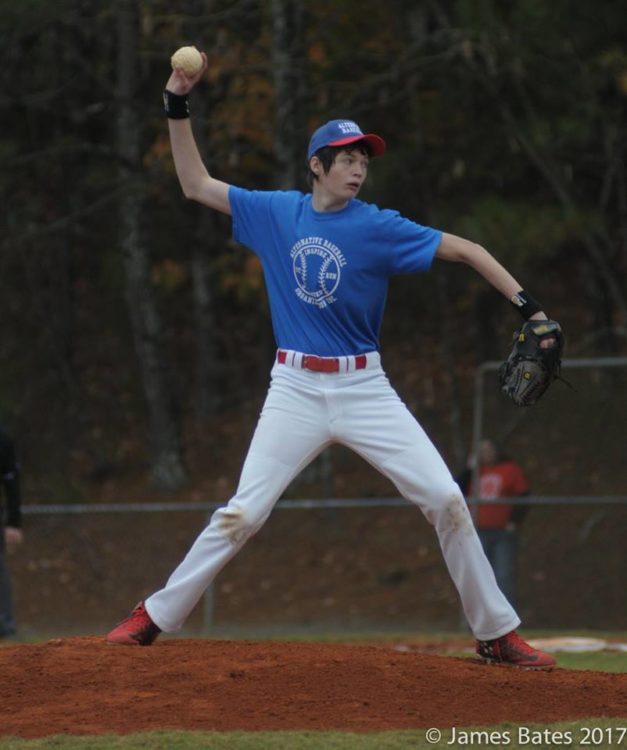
[191,207,222,419]
[116,0,187,490]
[271,0,308,190]
[406,3,467,469]
[181,0,223,421]
[437,271,466,469]
[271,0,333,492]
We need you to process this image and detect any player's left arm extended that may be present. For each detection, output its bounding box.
[437,233,566,406]
[435,233,547,321]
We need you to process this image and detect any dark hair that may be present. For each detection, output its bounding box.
[306,142,373,188]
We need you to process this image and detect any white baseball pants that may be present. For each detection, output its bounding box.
[146,352,520,641]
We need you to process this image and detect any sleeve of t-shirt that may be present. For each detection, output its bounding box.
[229,186,276,258]
[379,209,442,275]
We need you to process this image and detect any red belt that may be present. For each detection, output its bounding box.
[277,350,367,373]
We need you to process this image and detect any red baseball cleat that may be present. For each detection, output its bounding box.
[476,630,556,669]
[106,601,161,646]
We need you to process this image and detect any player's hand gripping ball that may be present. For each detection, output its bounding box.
[170,46,203,77]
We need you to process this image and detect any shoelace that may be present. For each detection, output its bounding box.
[121,605,149,627]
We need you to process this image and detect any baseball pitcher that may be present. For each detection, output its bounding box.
[107,50,563,669]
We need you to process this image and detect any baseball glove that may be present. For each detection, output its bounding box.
[499,320,565,406]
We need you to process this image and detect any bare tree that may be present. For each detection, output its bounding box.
[181,0,224,420]
[428,0,627,322]
[271,0,308,189]
[270,0,336,493]
[191,204,223,419]
[116,0,187,490]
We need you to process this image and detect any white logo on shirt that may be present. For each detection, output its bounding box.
[291,237,347,309]
[479,474,504,500]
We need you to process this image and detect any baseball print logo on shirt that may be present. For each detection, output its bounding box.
[291,236,347,309]
[479,473,504,500]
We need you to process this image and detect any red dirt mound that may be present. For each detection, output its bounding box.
[1,638,626,738]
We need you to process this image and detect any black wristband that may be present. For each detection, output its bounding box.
[163,89,189,119]
[510,290,543,320]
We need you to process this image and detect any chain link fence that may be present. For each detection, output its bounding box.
[9,494,626,639]
[6,356,626,638]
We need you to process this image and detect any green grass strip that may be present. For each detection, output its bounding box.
[547,650,627,672]
[1,720,627,750]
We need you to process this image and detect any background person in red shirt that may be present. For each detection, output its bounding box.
[457,439,529,609]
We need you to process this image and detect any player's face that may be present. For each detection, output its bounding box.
[311,149,369,210]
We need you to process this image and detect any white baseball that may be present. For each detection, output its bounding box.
[170,46,203,77]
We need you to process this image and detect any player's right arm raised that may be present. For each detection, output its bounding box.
[165,53,231,215]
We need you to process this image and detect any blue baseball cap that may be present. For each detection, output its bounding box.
[307,119,386,160]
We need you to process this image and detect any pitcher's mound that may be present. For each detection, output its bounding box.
[1,637,625,738]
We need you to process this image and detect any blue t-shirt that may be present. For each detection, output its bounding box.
[229,187,442,356]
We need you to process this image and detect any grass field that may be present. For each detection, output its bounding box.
[2,720,627,750]
[1,637,625,750]
[1,720,627,750]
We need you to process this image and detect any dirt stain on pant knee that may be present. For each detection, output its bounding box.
[216,508,248,545]
[444,494,473,534]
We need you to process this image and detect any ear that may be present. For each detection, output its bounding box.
[309,156,322,175]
